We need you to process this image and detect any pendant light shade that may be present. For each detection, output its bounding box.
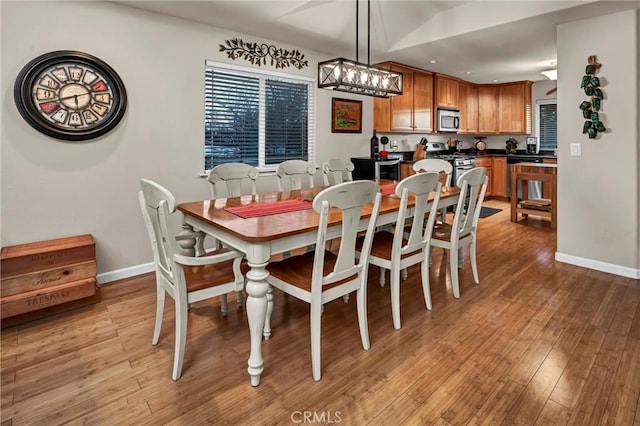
[317,0,403,98]
[318,58,403,97]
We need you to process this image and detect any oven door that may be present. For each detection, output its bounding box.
[375,159,400,181]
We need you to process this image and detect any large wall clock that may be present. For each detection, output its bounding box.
[14,50,127,141]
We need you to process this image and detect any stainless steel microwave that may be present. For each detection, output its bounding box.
[437,108,460,133]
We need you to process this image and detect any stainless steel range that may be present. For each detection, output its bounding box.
[424,142,475,186]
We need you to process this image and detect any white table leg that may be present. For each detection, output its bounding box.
[245,257,269,386]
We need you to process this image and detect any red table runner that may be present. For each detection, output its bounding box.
[224,198,313,219]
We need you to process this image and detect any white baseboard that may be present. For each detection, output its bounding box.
[96,262,154,285]
[555,252,640,279]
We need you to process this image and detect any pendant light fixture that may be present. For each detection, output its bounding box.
[318,0,403,98]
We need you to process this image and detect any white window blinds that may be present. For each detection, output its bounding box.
[204,61,314,171]
[537,100,557,150]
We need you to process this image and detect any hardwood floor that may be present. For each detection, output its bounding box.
[2,200,639,425]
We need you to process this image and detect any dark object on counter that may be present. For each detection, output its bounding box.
[370,129,379,159]
[475,137,487,155]
[506,138,518,154]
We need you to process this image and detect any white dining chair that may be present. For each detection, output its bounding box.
[321,158,354,186]
[360,172,442,329]
[266,180,382,381]
[430,167,488,298]
[138,178,245,380]
[276,160,315,191]
[207,162,259,199]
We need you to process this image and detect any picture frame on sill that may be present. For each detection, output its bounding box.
[331,98,362,133]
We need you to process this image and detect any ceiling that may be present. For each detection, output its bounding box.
[115,0,639,84]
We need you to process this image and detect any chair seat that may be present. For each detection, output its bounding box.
[432,223,471,242]
[268,251,356,291]
[357,232,421,261]
[183,249,246,292]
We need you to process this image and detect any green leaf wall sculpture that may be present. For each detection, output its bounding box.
[219,38,308,70]
[580,55,606,139]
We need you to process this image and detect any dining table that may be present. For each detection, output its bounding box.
[177,179,460,386]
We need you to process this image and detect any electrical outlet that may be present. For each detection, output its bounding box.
[570,143,581,156]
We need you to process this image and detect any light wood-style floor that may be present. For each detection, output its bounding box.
[2,200,639,425]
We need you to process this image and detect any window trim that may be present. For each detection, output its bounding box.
[204,60,315,173]
[535,98,557,150]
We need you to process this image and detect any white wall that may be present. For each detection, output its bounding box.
[556,9,639,277]
[0,1,373,278]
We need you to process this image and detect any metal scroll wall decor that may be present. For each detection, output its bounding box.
[219,38,308,70]
[579,55,606,139]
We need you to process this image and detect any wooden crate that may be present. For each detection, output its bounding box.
[1,235,99,327]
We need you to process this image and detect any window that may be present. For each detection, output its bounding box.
[536,99,557,150]
[204,61,314,172]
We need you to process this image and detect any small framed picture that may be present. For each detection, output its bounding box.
[331,98,362,133]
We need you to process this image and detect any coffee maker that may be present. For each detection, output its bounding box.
[526,137,539,154]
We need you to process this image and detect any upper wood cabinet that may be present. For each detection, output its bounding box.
[373,62,433,133]
[458,82,478,134]
[477,86,498,134]
[435,75,459,109]
[498,82,532,134]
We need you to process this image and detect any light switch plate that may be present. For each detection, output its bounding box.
[570,143,581,156]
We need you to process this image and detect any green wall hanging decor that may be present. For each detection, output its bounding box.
[579,55,606,139]
[219,38,308,70]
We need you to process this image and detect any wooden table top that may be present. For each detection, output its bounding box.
[178,181,460,242]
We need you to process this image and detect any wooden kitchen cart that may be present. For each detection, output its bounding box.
[1,234,100,328]
[510,163,557,229]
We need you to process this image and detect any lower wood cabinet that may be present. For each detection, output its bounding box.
[474,157,493,197]
[492,157,507,198]
[400,163,416,180]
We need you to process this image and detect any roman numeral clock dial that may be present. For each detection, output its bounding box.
[14,51,127,141]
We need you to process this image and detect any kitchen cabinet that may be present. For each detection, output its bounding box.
[435,74,459,109]
[458,82,478,134]
[498,81,532,134]
[477,86,498,134]
[373,62,433,133]
[400,163,415,180]
[474,157,493,197]
[492,156,507,198]
[542,158,557,197]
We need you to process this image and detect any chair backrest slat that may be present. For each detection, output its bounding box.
[311,181,381,289]
[453,167,488,236]
[412,158,453,188]
[322,158,354,186]
[276,160,315,191]
[207,163,259,198]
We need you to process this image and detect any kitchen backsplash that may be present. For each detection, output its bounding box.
[377,133,534,152]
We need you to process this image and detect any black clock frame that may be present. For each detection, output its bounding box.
[14,50,127,141]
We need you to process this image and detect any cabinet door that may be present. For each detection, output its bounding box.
[390,65,414,131]
[400,163,415,180]
[458,82,478,134]
[373,97,391,132]
[474,157,492,196]
[435,75,459,108]
[413,71,433,132]
[498,82,532,134]
[477,86,498,134]
[492,156,507,197]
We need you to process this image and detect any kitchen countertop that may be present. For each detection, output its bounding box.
[396,149,557,163]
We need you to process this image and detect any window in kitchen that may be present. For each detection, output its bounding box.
[204,60,314,172]
[536,99,557,150]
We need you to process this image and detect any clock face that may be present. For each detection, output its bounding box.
[14,51,127,141]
